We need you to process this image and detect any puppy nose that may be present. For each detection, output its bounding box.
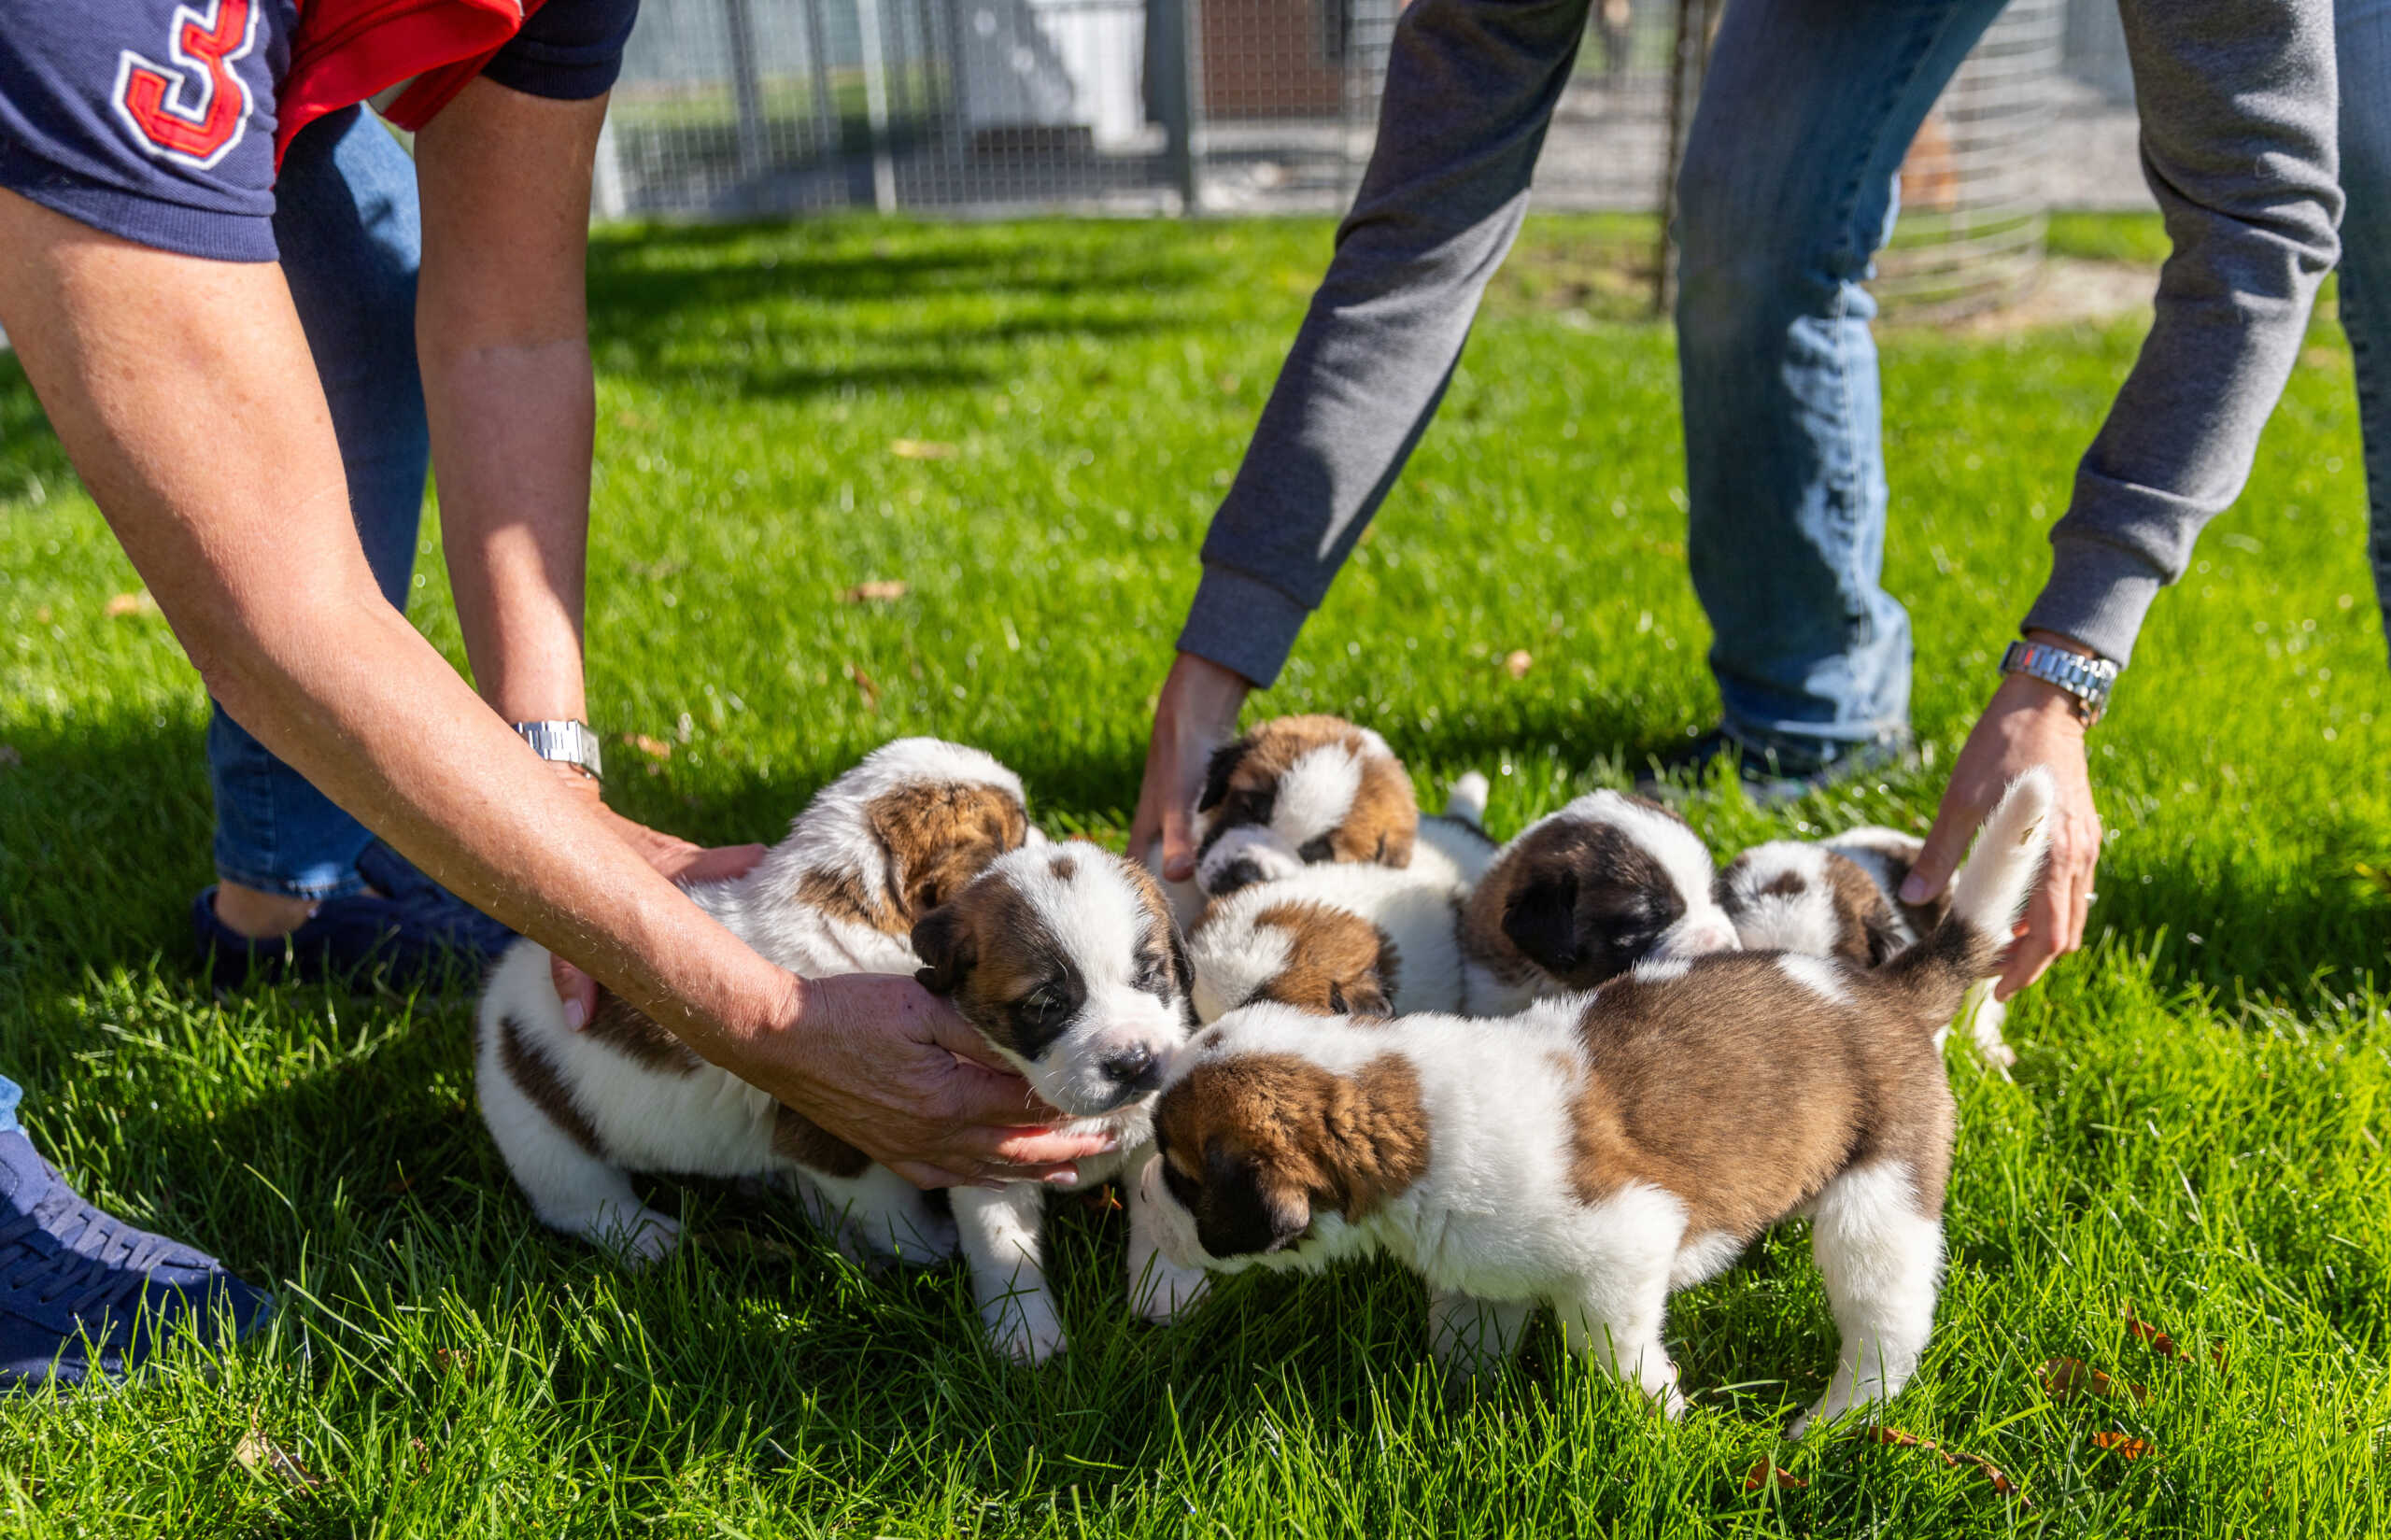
[1666,921,1740,958]
[1101,1044,1160,1091]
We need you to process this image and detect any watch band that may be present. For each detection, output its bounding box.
[2000,641,2118,726]
[512,719,605,782]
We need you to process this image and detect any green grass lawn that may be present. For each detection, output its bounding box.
[2,213,2386,1536]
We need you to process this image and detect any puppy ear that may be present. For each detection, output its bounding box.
[1197,739,1251,815]
[1334,977,1393,1020]
[1196,1141,1311,1258]
[910,904,977,995]
[1502,869,1581,974]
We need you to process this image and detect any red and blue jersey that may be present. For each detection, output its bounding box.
[0,0,637,261]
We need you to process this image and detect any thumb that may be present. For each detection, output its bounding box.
[1160,801,1197,884]
[1901,795,1979,906]
[548,952,599,1033]
[920,996,1024,1078]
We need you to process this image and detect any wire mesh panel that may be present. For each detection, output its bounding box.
[600,0,2097,318]
[1874,0,2066,318]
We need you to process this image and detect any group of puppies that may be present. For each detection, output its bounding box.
[476,719,2052,1434]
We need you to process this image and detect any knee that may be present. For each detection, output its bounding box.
[1673,142,1869,354]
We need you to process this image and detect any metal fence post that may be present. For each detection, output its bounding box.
[725,0,770,179]
[1651,0,1714,318]
[1153,0,1205,216]
[856,0,900,211]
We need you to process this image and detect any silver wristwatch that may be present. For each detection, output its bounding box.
[2000,641,2118,726]
[513,719,605,782]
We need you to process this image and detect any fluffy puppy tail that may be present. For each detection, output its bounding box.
[1442,771,1491,828]
[1884,769,2056,1025]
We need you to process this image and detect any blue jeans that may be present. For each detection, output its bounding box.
[2341,0,2391,656]
[206,107,429,899]
[0,1080,18,1137]
[1674,0,2011,764]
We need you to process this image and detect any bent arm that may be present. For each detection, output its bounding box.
[0,190,789,1058]
[1181,0,1592,686]
[2022,0,2341,662]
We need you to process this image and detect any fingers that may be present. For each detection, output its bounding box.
[924,1005,1048,1084]
[548,952,598,1031]
[1901,785,1985,907]
[675,841,767,883]
[1994,862,2070,1000]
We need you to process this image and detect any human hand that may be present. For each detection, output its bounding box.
[748,971,1115,1188]
[545,761,768,1025]
[1128,652,1252,883]
[1901,639,2103,1000]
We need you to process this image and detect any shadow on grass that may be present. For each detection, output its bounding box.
[585,220,1216,403]
[0,351,81,499]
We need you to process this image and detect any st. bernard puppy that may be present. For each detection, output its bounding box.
[1458,789,1739,1016]
[475,737,1033,1267]
[1192,714,1495,898]
[1142,770,2054,1434]
[1719,826,2013,1067]
[1184,859,1467,1024]
[911,841,1210,1363]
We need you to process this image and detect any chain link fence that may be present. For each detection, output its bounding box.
[598,0,2142,314]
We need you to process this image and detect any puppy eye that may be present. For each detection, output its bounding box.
[1020,986,1061,1024]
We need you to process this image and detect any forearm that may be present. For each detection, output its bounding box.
[413,80,603,721]
[1183,0,1591,686]
[420,337,594,721]
[2023,0,2341,663]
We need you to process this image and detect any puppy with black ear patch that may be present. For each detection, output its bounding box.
[1718,827,2013,1067]
[1459,789,1739,1015]
[1185,859,1466,1024]
[911,841,1210,1363]
[1192,715,1497,898]
[475,737,1032,1266]
[1142,771,2054,1434]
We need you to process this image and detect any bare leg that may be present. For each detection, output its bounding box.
[953,1183,1067,1364]
[1791,1161,1945,1437]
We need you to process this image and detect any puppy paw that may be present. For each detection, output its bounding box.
[1128,1256,1210,1324]
[983,1295,1069,1366]
[581,1205,682,1267]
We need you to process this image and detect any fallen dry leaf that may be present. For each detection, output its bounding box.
[845,663,881,712]
[1865,1427,2030,1507]
[1080,1185,1125,1214]
[621,733,673,762]
[842,580,910,603]
[433,1348,474,1378]
[1743,1462,1806,1492]
[32,605,51,625]
[408,1436,432,1476]
[889,438,957,460]
[233,1426,324,1491]
[2042,1357,2149,1405]
[2090,1431,2151,1462]
[1503,649,1534,680]
[105,590,157,617]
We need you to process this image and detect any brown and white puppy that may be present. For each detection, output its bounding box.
[475,737,1032,1266]
[1185,859,1466,1024]
[910,841,1210,1363]
[1141,770,2055,1434]
[1192,715,1421,897]
[1718,827,2012,1067]
[1459,789,1739,1016]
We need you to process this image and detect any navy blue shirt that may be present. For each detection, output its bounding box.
[0,0,638,261]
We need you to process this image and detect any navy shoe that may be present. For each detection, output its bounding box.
[0,1131,273,1390]
[192,841,516,992]
[1638,726,1916,807]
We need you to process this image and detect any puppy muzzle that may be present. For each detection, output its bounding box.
[1196,827,1307,897]
[1654,913,1742,961]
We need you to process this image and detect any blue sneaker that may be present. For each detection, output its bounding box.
[0,1131,274,1389]
[191,840,516,992]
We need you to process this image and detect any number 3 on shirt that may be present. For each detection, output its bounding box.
[113,0,260,170]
